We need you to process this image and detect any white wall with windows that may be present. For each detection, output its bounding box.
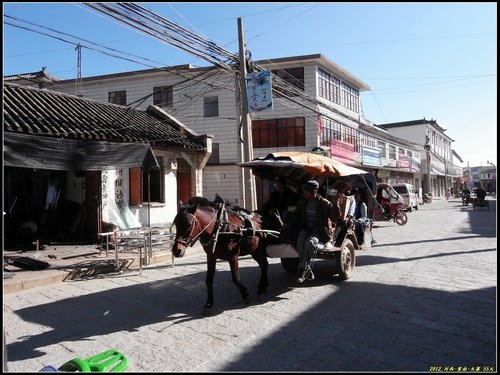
[100,157,179,230]
[48,55,423,206]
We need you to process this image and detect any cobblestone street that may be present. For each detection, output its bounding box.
[3,198,497,372]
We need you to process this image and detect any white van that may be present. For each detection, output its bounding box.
[392,183,419,212]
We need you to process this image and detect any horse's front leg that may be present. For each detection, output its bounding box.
[252,252,269,298]
[228,256,250,304]
[203,255,217,315]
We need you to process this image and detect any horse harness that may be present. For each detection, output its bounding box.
[182,202,261,254]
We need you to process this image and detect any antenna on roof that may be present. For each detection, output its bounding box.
[75,44,83,97]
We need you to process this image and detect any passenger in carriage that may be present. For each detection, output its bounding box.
[352,187,369,246]
[328,180,356,248]
[288,180,333,283]
[262,177,300,224]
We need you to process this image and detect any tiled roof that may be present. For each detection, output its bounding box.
[3,83,206,151]
[3,68,61,83]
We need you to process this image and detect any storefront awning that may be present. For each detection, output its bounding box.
[4,133,159,171]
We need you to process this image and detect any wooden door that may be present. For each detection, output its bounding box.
[84,171,101,242]
[176,159,192,206]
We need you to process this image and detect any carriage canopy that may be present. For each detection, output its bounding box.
[238,151,377,194]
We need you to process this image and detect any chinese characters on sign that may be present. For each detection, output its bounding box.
[115,169,124,206]
[246,70,273,112]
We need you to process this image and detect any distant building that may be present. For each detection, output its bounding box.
[378,118,463,198]
[478,166,496,193]
[465,165,496,194]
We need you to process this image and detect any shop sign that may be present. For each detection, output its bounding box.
[362,146,382,166]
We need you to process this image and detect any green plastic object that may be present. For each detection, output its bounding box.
[58,349,128,372]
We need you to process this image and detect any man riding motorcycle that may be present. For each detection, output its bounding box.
[462,187,471,206]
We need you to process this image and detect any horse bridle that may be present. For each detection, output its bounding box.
[175,208,218,248]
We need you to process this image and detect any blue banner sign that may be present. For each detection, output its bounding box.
[362,146,382,166]
[247,70,273,112]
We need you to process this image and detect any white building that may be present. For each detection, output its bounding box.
[378,118,463,198]
[22,54,424,207]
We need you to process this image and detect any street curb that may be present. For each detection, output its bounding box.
[3,244,206,294]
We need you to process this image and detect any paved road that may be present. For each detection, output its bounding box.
[3,198,497,372]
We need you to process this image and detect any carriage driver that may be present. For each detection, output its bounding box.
[288,180,334,283]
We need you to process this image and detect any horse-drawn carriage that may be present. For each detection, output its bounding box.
[238,152,377,278]
[172,151,377,314]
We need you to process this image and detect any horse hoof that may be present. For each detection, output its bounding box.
[243,296,251,305]
[202,308,212,316]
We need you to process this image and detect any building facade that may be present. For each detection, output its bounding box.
[378,119,463,198]
[13,54,427,207]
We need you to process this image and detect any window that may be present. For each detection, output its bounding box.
[108,90,126,105]
[207,143,220,165]
[129,156,164,204]
[389,145,397,160]
[341,82,359,113]
[342,126,358,149]
[271,67,304,97]
[377,141,386,159]
[318,68,341,104]
[360,133,376,149]
[252,117,305,148]
[204,96,219,117]
[153,86,173,108]
[320,118,342,145]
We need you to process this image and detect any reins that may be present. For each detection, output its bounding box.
[178,209,218,248]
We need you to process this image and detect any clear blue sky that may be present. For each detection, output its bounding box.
[3,2,497,167]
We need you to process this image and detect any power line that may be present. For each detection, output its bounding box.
[83,3,368,127]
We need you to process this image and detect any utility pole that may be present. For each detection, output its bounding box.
[425,135,432,195]
[237,17,256,210]
[444,158,449,198]
[75,44,83,97]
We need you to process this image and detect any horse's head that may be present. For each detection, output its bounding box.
[172,197,217,257]
[172,205,197,258]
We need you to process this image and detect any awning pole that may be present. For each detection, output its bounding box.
[147,170,152,264]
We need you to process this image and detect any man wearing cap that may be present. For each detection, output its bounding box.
[288,180,333,283]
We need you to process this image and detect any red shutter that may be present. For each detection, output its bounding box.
[129,168,142,204]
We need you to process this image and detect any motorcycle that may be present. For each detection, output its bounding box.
[372,183,408,226]
[423,193,433,204]
[462,191,472,206]
[462,189,472,206]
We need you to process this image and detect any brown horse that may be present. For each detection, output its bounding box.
[172,196,269,315]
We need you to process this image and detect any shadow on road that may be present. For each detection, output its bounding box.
[6,255,496,371]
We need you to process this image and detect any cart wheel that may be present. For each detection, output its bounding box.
[334,239,355,280]
[394,211,408,226]
[281,257,299,273]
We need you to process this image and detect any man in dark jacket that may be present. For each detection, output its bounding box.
[476,185,487,201]
[262,177,300,223]
[288,180,333,283]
